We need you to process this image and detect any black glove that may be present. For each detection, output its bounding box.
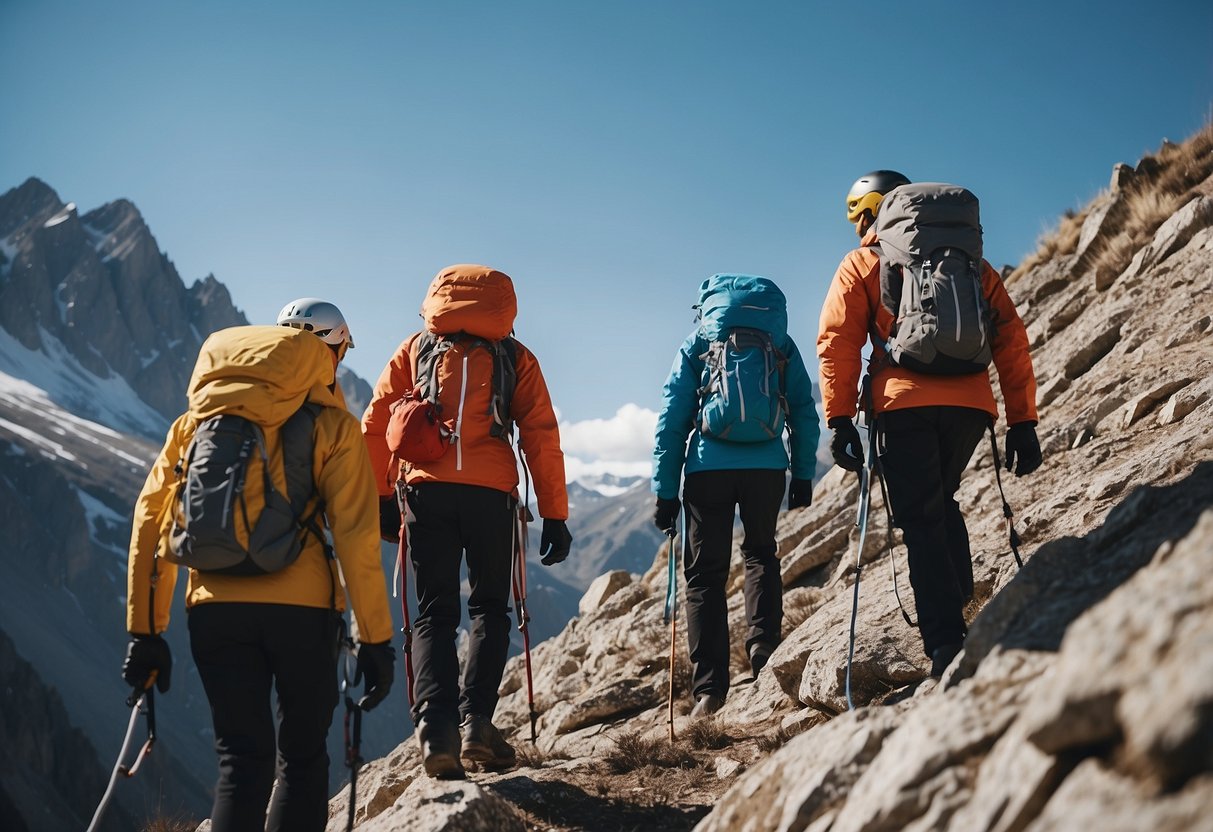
[653,497,681,534]
[787,478,813,509]
[353,641,395,711]
[379,495,401,543]
[1004,422,1042,477]
[122,635,172,694]
[829,416,865,472]
[539,519,573,565]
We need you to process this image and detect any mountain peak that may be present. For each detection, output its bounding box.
[0,177,65,238]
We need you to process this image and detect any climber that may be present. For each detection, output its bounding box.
[122,309,394,832]
[362,264,571,778]
[817,171,1042,679]
[652,274,820,717]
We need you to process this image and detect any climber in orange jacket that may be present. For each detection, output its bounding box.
[363,264,571,778]
[818,171,1042,679]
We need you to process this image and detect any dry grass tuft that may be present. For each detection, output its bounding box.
[1010,206,1090,281]
[682,716,732,751]
[515,742,572,769]
[602,731,698,774]
[1010,120,1213,283]
[755,725,799,754]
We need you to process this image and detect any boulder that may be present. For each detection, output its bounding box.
[358,778,526,832]
[578,570,633,616]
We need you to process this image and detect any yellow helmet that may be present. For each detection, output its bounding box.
[846,170,911,223]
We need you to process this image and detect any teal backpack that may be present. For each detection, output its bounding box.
[694,274,789,443]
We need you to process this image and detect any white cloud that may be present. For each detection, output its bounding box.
[560,403,656,462]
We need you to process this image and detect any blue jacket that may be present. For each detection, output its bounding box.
[652,329,821,500]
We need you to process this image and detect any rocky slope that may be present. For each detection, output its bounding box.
[328,127,1213,830]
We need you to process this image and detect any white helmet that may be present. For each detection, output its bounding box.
[276,298,354,348]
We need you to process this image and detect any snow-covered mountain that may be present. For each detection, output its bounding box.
[0,178,378,827]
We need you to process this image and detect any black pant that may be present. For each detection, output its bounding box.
[875,406,989,657]
[406,482,515,725]
[188,603,340,832]
[682,468,785,698]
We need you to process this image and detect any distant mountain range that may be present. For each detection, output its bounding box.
[0,177,667,828]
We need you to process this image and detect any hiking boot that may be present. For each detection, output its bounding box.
[749,642,774,676]
[459,714,517,769]
[417,715,465,779]
[930,643,963,679]
[691,692,725,718]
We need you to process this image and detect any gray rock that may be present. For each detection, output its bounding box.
[1023,759,1213,832]
[694,707,904,832]
[1109,162,1135,191]
[578,570,633,616]
[358,778,526,832]
[1022,510,1213,790]
[1073,192,1124,266]
[1117,196,1213,287]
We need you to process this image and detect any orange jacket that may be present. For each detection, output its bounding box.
[817,233,1038,424]
[126,326,393,643]
[362,334,569,520]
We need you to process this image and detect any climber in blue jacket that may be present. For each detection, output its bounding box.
[652,274,821,717]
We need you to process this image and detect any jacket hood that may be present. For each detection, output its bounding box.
[696,273,788,340]
[421,264,517,341]
[187,326,340,425]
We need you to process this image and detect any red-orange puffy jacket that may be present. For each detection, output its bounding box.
[362,265,569,520]
[817,233,1038,424]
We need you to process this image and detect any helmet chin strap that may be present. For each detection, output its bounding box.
[855,212,875,238]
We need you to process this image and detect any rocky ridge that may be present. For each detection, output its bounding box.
[328,127,1213,830]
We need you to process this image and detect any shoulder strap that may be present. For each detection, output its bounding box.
[491,337,519,439]
[413,333,450,405]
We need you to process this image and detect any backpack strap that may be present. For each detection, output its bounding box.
[413,333,451,406]
[283,402,340,607]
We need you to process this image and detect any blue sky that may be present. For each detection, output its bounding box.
[2,1,1210,477]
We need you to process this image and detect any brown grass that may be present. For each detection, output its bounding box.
[1010,120,1213,283]
[755,725,798,754]
[1010,206,1089,281]
[681,716,732,751]
[515,742,572,769]
[602,731,698,774]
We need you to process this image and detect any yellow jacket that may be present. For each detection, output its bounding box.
[126,326,393,643]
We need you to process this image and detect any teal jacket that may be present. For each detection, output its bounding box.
[652,329,821,500]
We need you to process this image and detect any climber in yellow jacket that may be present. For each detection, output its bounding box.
[123,319,393,832]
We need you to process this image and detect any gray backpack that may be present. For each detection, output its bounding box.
[165,403,326,575]
[873,183,994,375]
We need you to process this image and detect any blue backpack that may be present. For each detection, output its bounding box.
[694,274,789,443]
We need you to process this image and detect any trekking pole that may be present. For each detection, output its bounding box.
[394,484,416,710]
[512,467,538,744]
[845,414,876,712]
[86,676,157,832]
[872,451,916,628]
[663,522,679,742]
[338,633,362,832]
[987,425,1024,568]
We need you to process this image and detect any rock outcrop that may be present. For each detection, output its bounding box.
[330,127,1213,830]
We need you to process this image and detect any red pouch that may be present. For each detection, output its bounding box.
[386,387,451,463]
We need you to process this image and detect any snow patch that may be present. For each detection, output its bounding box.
[0,235,17,279]
[140,349,160,369]
[0,415,78,462]
[74,485,130,557]
[0,325,168,439]
[42,203,76,228]
[55,281,71,324]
